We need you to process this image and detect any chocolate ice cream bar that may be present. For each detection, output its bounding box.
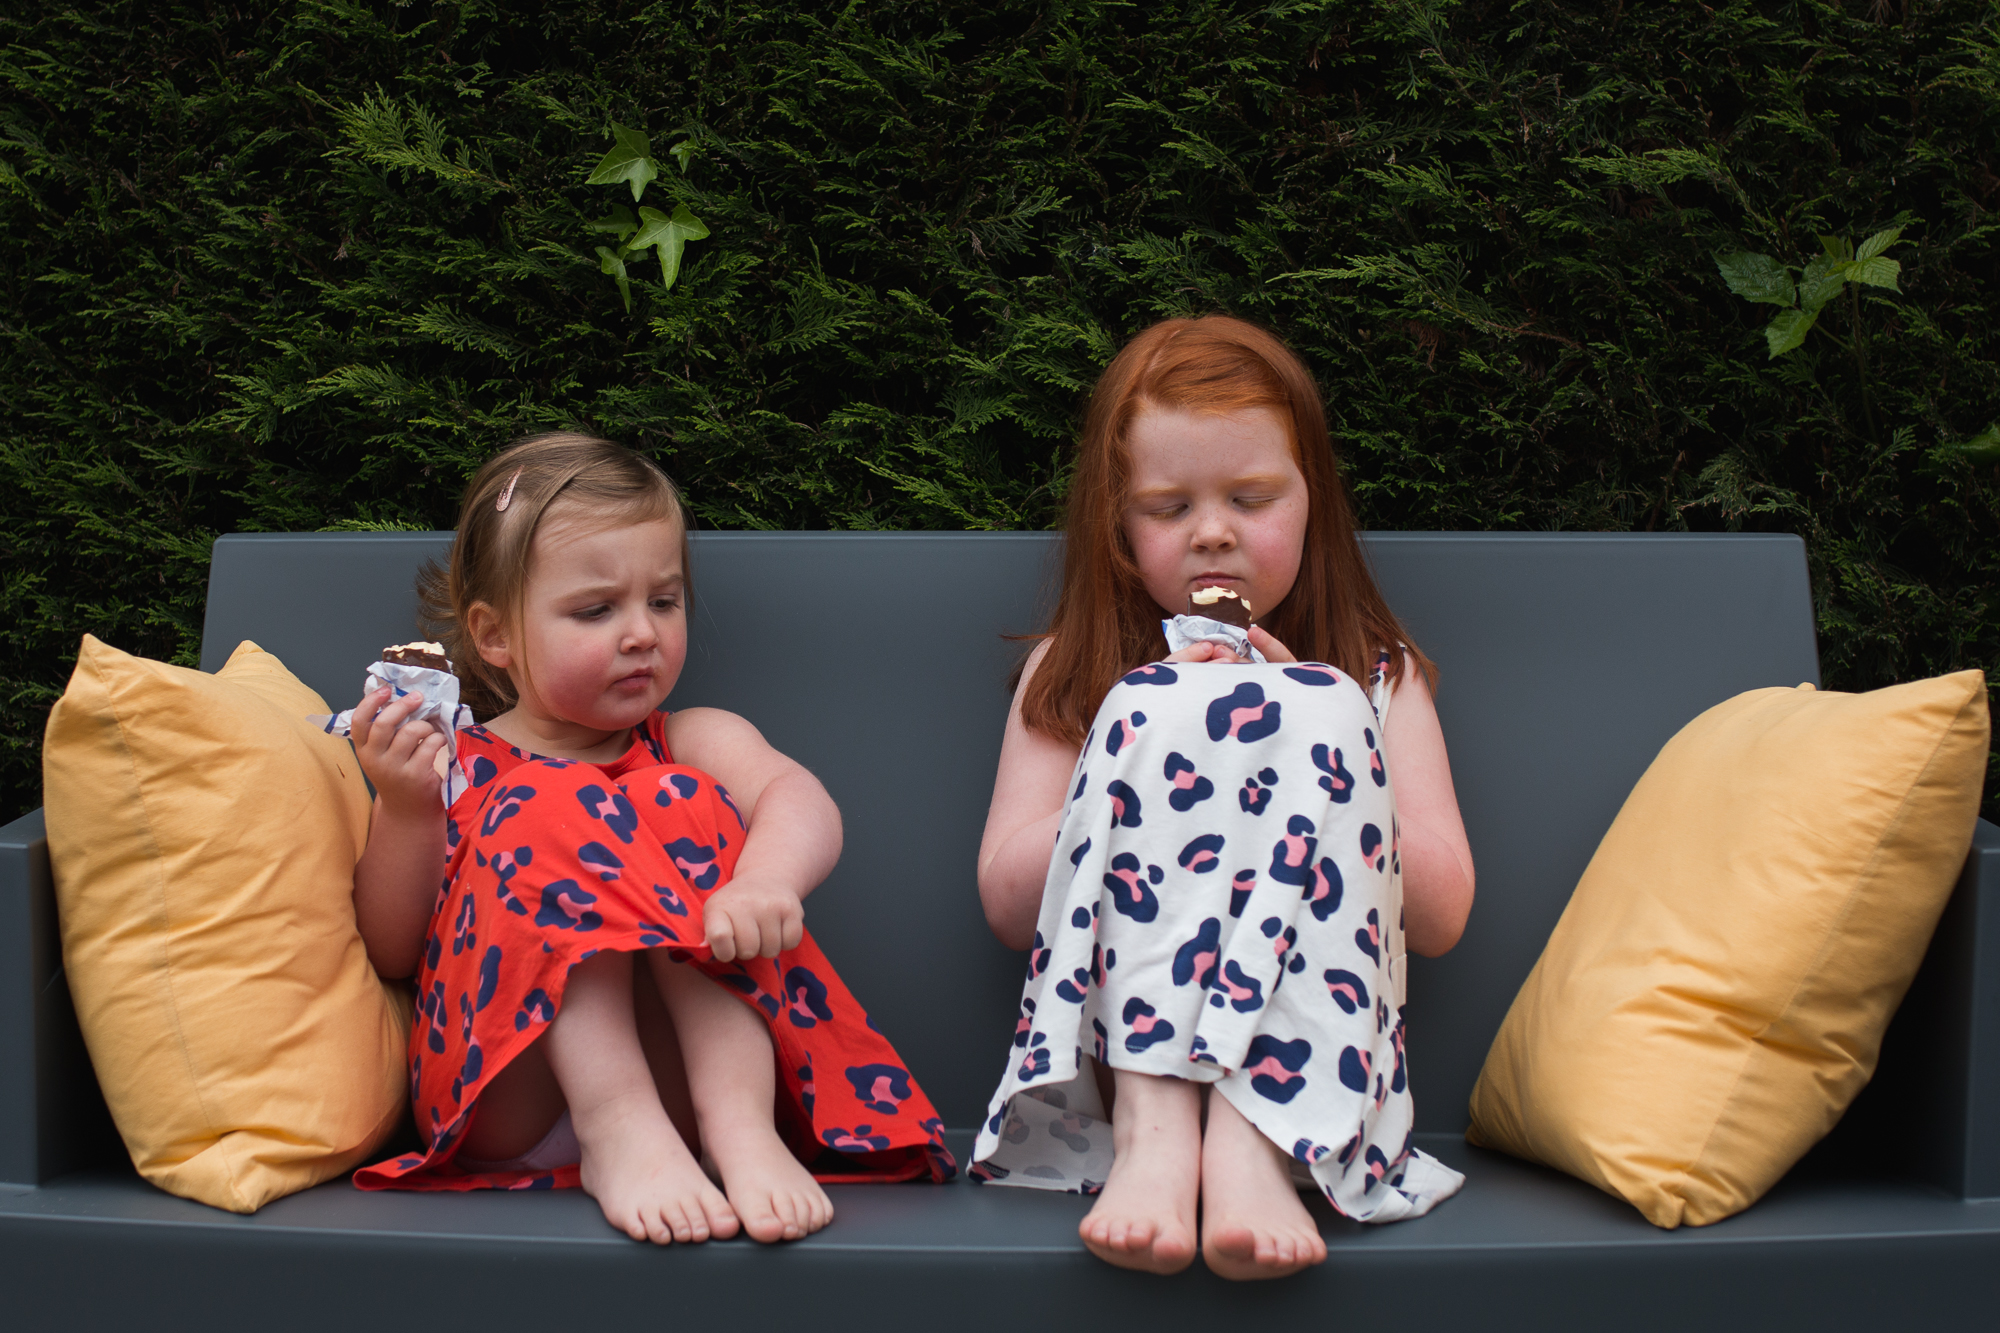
[1188,587,1254,628]
[381,640,451,671]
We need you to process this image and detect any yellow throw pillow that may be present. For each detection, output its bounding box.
[42,635,409,1213]
[1467,671,1989,1228]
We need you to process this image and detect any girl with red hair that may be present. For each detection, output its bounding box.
[973,316,1475,1279]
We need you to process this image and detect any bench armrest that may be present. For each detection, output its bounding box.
[0,809,116,1186]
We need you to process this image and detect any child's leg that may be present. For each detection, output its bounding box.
[541,950,739,1245]
[647,954,834,1244]
[1199,1089,1328,1280]
[1078,1068,1199,1274]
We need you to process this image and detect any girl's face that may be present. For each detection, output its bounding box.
[483,511,688,745]
[1121,405,1309,621]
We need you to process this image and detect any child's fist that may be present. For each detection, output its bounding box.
[703,875,805,963]
[351,687,447,815]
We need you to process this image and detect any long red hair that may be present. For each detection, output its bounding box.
[1018,314,1435,745]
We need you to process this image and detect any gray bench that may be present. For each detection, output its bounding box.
[3,531,1995,1329]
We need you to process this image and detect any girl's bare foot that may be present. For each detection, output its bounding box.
[1199,1091,1327,1280]
[575,1093,740,1245]
[1079,1070,1199,1274]
[704,1124,833,1243]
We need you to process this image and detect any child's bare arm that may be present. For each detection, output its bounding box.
[1379,666,1475,957]
[664,707,842,963]
[350,688,448,979]
[977,642,1077,951]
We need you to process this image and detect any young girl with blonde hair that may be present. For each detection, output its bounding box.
[347,432,952,1242]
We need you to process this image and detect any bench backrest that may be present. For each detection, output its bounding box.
[202,531,1818,1130]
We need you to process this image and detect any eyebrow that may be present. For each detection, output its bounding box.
[556,571,685,599]
[1127,474,1295,502]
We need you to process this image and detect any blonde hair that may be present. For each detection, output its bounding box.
[418,431,689,718]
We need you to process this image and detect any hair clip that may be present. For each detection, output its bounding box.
[495,468,522,512]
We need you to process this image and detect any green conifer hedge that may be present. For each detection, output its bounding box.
[4,1,1997,821]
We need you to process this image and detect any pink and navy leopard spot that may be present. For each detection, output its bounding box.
[1105,712,1147,755]
[1103,852,1162,922]
[1282,664,1343,687]
[1311,743,1354,802]
[534,880,602,932]
[1164,752,1215,810]
[573,784,639,844]
[1177,833,1225,873]
[1121,996,1177,1053]
[663,836,721,891]
[1121,664,1180,686]
[783,966,834,1028]
[1229,869,1256,917]
[1106,780,1143,829]
[1303,856,1344,921]
[1323,968,1369,1015]
[1361,823,1387,872]
[1355,908,1382,963]
[844,1063,914,1115]
[1206,682,1282,743]
[577,841,624,882]
[1267,814,1320,886]
[1171,916,1221,988]
[1213,959,1264,1013]
[1243,1035,1311,1104]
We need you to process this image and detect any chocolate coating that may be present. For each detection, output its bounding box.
[381,645,451,671]
[1188,588,1254,628]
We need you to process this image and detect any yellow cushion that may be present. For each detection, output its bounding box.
[42,635,409,1213]
[1466,671,1989,1228]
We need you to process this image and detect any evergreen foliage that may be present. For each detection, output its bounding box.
[3,0,1997,821]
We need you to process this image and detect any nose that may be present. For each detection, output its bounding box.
[1190,502,1236,553]
[620,606,658,653]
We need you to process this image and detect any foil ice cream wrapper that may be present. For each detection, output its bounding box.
[1161,614,1268,664]
[308,660,478,807]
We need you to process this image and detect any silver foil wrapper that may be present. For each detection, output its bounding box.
[1161,614,1268,664]
[307,661,478,807]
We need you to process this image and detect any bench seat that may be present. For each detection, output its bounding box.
[4,531,1995,1327]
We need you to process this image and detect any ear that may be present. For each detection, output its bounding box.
[466,601,513,670]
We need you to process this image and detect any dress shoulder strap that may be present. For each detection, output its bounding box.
[1367,647,1397,728]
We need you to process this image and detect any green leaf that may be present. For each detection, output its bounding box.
[1818,234,1855,263]
[584,123,659,203]
[1765,306,1819,357]
[584,205,637,244]
[1716,252,1795,306]
[631,204,710,291]
[669,140,697,174]
[1937,424,2000,463]
[595,245,632,312]
[1798,254,1847,315]
[1847,255,1901,291]
[1856,226,1904,262]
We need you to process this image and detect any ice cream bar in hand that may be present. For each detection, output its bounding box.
[1188,587,1254,628]
[381,640,451,671]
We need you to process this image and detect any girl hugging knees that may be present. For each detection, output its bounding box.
[348,432,952,1244]
[973,316,1476,1279]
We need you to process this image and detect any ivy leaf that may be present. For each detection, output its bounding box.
[1798,254,1848,315]
[584,204,637,244]
[669,140,697,174]
[1765,306,1819,358]
[585,123,659,203]
[596,245,632,312]
[1847,255,1901,291]
[1936,424,2000,464]
[1716,252,1795,306]
[1856,226,1904,262]
[632,204,710,291]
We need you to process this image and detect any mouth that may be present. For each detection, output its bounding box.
[1191,574,1240,589]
